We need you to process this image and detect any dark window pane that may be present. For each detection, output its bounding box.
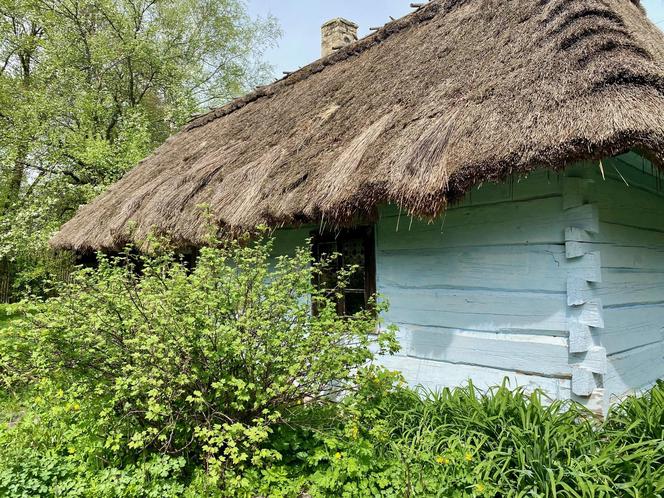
[317,241,340,291]
[341,238,366,289]
[344,291,366,316]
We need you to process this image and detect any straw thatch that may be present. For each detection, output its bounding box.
[52,0,664,252]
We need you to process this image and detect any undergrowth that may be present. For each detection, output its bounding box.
[1,380,662,497]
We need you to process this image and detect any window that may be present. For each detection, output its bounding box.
[312,227,376,316]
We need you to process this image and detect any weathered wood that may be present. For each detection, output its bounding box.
[376,354,571,399]
[597,306,664,355]
[569,323,593,353]
[377,245,600,294]
[603,342,664,410]
[572,366,596,396]
[569,346,607,374]
[567,278,593,306]
[598,244,664,272]
[595,222,664,248]
[377,197,566,250]
[563,177,595,210]
[569,300,605,329]
[385,288,568,333]
[565,227,594,243]
[596,270,664,307]
[394,325,570,376]
[564,204,599,234]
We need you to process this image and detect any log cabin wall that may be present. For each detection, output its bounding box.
[271,154,664,414]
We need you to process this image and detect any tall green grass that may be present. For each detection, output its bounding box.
[352,380,664,497]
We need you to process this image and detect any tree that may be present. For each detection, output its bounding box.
[0,0,280,298]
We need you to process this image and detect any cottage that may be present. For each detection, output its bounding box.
[52,0,664,414]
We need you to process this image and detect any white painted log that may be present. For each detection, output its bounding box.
[569,322,593,353]
[563,177,595,210]
[565,241,587,259]
[385,288,568,333]
[377,244,596,294]
[569,346,607,374]
[377,354,571,400]
[394,325,570,377]
[378,197,567,250]
[572,366,596,396]
[599,307,664,354]
[565,227,593,243]
[569,300,605,329]
[567,277,593,306]
[564,204,600,234]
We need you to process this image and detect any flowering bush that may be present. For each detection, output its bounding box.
[2,232,398,493]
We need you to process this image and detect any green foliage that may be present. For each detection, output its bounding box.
[249,381,664,498]
[0,0,280,300]
[0,382,200,497]
[0,303,9,327]
[1,233,398,495]
[1,377,663,497]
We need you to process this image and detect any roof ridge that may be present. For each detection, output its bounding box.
[185,0,443,132]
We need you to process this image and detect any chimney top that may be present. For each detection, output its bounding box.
[321,18,359,58]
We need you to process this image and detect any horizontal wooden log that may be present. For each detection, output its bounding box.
[393,325,570,377]
[376,354,571,400]
[595,270,664,307]
[377,245,601,294]
[596,306,664,355]
[604,342,664,404]
[385,288,568,333]
[377,197,567,250]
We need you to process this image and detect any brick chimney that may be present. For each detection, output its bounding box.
[321,18,359,58]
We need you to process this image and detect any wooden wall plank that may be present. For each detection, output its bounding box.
[377,197,566,250]
[597,305,664,355]
[603,342,664,411]
[393,325,570,377]
[384,288,568,333]
[377,245,599,294]
[597,270,664,307]
[377,354,571,400]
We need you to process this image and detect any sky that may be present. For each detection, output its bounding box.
[247,0,664,77]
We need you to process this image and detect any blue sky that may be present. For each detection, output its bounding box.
[247,0,664,77]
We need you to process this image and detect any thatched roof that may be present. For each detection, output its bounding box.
[52,0,664,252]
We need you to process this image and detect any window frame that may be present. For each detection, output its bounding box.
[311,226,376,316]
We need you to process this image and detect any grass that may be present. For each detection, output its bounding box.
[0,305,11,329]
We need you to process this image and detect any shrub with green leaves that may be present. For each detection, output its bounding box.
[4,232,398,491]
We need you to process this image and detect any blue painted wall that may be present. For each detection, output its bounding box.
[564,154,664,412]
[272,154,664,413]
[374,171,574,401]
